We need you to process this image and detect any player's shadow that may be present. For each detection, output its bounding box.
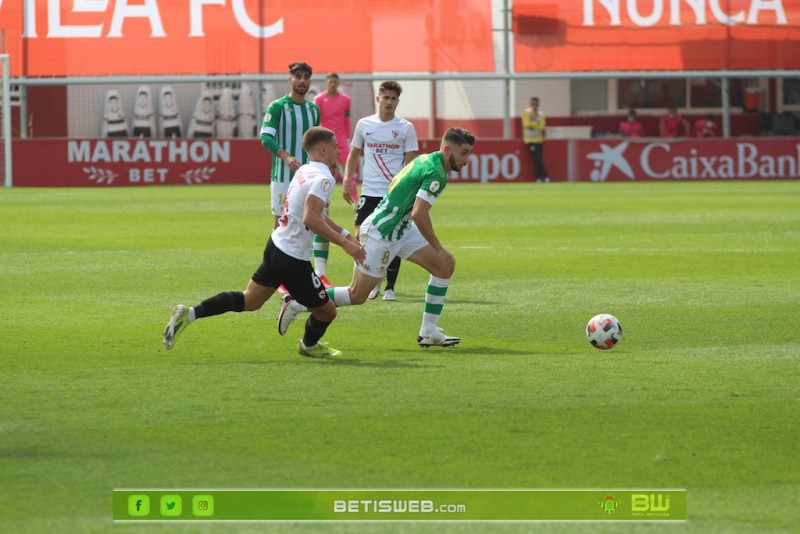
[302,357,441,369]
[338,347,539,358]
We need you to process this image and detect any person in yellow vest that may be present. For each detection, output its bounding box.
[522,96,549,182]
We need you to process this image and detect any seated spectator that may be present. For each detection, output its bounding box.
[619,109,644,138]
[159,86,183,138]
[102,90,129,138]
[659,106,690,138]
[694,114,719,137]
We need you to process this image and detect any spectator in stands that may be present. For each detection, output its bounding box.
[237,83,258,138]
[132,86,156,138]
[694,114,719,137]
[619,109,644,138]
[216,87,237,138]
[102,90,129,138]
[522,96,549,182]
[159,86,183,138]
[188,91,215,138]
[659,106,690,138]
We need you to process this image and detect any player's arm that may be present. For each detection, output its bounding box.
[404,151,418,166]
[404,125,420,165]
[260,103,300,171]
[344,97,352,142]
[303,194,365,263]
[343,122,365,203]
[342,146,362,204]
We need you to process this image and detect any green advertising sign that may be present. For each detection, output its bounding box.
[113,489,686,522]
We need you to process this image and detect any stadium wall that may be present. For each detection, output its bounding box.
[12,137,800,187]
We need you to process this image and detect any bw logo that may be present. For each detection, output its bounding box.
[631,493,671,514]
[586,142,635,182]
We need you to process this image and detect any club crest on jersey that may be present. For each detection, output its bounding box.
[429,181,440,193]
[392,130,399,138]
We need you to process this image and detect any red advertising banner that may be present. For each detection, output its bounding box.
[513,0,800,71]
[13,139,271,187]
[0,0,493,76]
[12,138,535,186]
[11,138,800,187]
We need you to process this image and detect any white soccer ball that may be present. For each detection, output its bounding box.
[586,313,622,350]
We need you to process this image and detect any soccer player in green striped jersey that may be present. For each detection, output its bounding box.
[277,127,476,348]
[261,62,321,230]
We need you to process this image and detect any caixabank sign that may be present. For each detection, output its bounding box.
[572,138,800,182]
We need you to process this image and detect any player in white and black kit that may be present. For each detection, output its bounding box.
[162,127,365,358]
[342,81,418,301]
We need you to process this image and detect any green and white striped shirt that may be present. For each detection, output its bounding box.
[260,95,321,183]
[369,151,448,241]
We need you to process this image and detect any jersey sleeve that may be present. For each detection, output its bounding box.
[415,169,445,207]
[351,119,365,149]
[260,100,281,138]
[308,174,335,205]
[260,100,282,153]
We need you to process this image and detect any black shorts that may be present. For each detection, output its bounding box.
[252,238,330,309]
[355,195,383,226]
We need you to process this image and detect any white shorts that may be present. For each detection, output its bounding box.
[357,219,429,278]
[270,180,290,217]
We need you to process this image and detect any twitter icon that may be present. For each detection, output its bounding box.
[160,495,182,516]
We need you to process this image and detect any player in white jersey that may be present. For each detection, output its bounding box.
[279,127,475,348]
[343,81,419,301]
[163,127,365,358]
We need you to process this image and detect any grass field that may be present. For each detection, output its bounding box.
[1,182,798,533]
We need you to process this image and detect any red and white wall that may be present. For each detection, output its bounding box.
[12,137,800,187]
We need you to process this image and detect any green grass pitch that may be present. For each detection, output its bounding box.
[1,182,798,533]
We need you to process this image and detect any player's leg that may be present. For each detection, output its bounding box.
[312,236,332,287]
[277,223,390,335]
[383,256,401,301]
[163,280,273,350]
[275,258,342,357]
[354,196,383,299]
[164,237,287,349]
[403,231,459,347]
[299,299,341,357]
[535,143,549,182]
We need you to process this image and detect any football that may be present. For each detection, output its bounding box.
[586,313,622,350]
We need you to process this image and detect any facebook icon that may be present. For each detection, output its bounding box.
[128,495,150,516]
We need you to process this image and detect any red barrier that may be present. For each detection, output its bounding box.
[11,138,800,187]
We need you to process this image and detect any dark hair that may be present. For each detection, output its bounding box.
[326,72,340,80]
[442,127,475,147]
[379,81,403,96]
[289,62,313,76]
[303,126,335,151]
